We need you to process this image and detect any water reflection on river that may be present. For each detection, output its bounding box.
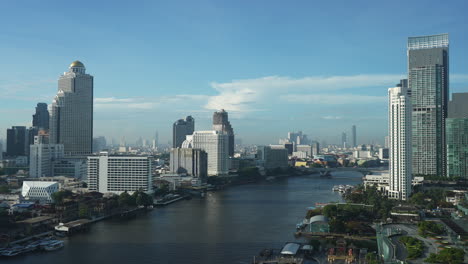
[8,172,363,264]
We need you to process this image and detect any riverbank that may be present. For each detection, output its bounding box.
[5,173,364,264]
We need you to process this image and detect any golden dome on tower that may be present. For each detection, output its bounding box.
[70,60,85,68]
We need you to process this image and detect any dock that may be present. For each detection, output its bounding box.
[154,195,189,206]
[55,219,91,235]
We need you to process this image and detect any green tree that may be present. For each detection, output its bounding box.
[322,204,338,218]
[78,203,89,218]
[0,185,10,194]
[118,191,133,207]
[51,190,73,204]
[425,248,465,264]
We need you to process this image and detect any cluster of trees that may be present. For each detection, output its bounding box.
[118,191,153,207]
[238,167,263,181]
[410,190,454,209]
[0,185,10,194]
[344,185,395,220]
[365,252,380,264]
[51,190,74,204]
[399,236,424,259]
[425,248,465,264]
[321,204,375,234]
[417,221,445,237]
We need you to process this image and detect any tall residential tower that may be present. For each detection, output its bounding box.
[49,61,94,156]
[408,34,449,177]
[388,81,412,200]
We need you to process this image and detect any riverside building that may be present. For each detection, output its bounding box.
[388,81,412,200]
[182,131,229,176]
[87,152,153,195]
[408,34,449,177]
[446,93,468,179]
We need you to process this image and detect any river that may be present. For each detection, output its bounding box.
[7,172,363,264]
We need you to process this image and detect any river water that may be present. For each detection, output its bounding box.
[7,172,362,264]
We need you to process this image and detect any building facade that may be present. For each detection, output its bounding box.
[213,110,234,156]
[182,131,229,176]
[257,146,288,169]
[49,61,93,156]
[6,126,28,157]
[170,148,208,179]
[172,116,194,148]
[21,181,59,203]
[29,143,64,178]
[408,34,449,177]
[388,83,412,200]
[351,125,357,147]
[32,102,49,130]
[87,152,153,194]
[446,93,468,178]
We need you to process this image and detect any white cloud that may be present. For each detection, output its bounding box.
[281,94,387,104]
[204,74,402,112]
[94,95,209,111]
[321,116,343,120]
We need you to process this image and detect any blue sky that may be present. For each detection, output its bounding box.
[1,0,467,145]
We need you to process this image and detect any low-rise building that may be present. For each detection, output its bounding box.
[21,181,59,203]
[257,146,288,169]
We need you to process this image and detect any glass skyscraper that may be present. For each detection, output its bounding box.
[408,34,449,177]
[446,93,468,179]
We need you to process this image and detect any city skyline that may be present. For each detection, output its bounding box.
[1,1,468,145]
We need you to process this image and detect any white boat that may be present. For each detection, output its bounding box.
[43,240,64,251]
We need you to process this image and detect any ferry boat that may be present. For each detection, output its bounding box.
[1,246,23,257]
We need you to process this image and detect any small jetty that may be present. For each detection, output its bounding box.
[55,219,91,235]
[154,194,189,206]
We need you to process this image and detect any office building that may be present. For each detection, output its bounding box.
[172,116,194,148]
[388,83,412,200]
[49,61,93,156]
[53,157,87,179]
[170,148,208,179]
[446,93,468,178]
[257,146,288,169]
[408,34,449,177]
[182,131,229,176]
[296,145,312,157]
[213,110,234,156]
[351,125,357,147]
[379,148,389,160]
[93,136,107,152]
[21,181,59,203]
[87,152,153,194]
[32,103,49,130]
[29,142,64,178]
[6,126,27,156]
[341,132,347,148]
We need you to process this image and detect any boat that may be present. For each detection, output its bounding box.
[43,240,64,251]
[320,171,332,178]
[1,246,23,257]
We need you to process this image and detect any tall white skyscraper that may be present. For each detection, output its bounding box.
[182,131,229,176]
[388,81,412,200]
[49,61,93,156]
